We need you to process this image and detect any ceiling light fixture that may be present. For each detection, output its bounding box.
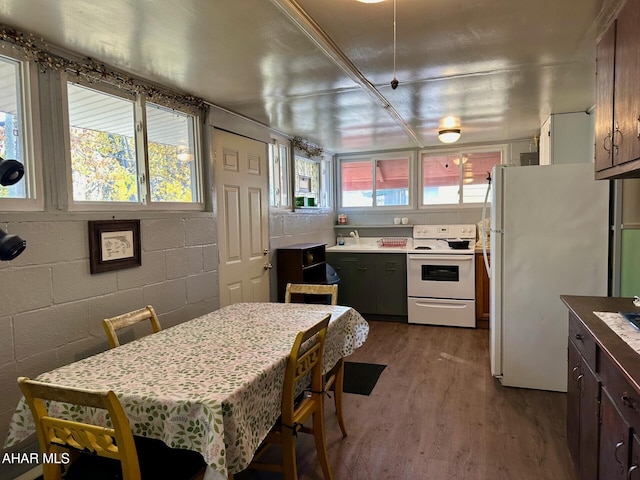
[390,0,399,90]
[438,129,461,144]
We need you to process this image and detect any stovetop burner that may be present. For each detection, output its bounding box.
[410,224,477,254]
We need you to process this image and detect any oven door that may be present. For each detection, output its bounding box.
[407,254,475,299]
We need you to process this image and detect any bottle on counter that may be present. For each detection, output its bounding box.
[337,234,345,246]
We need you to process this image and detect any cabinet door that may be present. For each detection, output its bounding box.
[600,388,632,480]
[475,253,490,326]
[352,260,377,314]
[376,255,407,316]
[595,20,616,171]
[567,340,582,465]
[579,358,600,480]
[614,0,640,166]
[329,256,377,314]
[329,259,356,306]
[630,434,640,480]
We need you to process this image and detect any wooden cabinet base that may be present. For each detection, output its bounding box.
[562,296,640,480]
[475,252,490,328]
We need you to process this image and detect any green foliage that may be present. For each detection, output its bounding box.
[148,141,193,202]
[70,128,195,202]
[70,127,138,202]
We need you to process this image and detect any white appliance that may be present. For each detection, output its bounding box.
[486,163,609,392]
[407,224,477,327]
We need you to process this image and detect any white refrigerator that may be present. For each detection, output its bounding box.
[488,163,609,392]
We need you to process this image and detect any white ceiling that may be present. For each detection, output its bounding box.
[0,0,623,153]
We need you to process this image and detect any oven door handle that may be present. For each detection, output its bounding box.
[414,301,469,309]
[407,255,473,262]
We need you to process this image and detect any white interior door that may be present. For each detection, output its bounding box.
[214,129,270,307]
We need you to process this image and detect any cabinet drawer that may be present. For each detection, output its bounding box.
[600,353,640,430]
[568,313,597,369]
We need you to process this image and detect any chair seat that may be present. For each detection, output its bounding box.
[65,436,206,480]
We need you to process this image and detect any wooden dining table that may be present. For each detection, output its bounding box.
[4,302,369,479]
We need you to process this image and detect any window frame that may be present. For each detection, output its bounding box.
[418,144,506,209]
[63,75,204,212]
[337,150,414,210]
[0,50,44,212]
[268,136,292,209]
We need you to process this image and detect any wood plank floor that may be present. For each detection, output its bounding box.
[236,320,577,480]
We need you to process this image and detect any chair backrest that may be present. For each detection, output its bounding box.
[284,283,338,305]
[281,314,331,425]
[102,305,162,349]
[18,376,141,480]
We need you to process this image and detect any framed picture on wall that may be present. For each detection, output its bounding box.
[88,219,141,274]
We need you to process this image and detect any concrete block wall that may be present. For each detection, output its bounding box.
[268,209,336,302]
[0,214,218,480]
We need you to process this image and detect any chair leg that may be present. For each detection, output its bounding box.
[42,461,63,480]
[312,401,333,480]
[282,428,298,480]
[333,358,347,437]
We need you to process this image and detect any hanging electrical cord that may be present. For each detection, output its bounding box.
[390,0,399,89]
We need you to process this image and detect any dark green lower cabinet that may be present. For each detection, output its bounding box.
[327,252,407,320]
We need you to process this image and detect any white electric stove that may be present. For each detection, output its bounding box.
[407,224,477,327]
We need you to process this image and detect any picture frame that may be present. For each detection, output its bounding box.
[88,219,141,274]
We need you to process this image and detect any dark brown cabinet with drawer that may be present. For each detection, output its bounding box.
[562,296,640,480]
[567,338,600,480]
[276,243,326,302]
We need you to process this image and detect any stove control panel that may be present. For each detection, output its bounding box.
[413,224,476,240]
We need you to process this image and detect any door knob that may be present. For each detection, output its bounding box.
[264,263,273,270]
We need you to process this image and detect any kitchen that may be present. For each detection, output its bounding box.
[2,0,640,479]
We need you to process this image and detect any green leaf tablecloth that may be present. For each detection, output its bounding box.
[4,302,369,478]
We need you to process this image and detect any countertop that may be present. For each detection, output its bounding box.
[326,238,490,254]
[561,295,640,393]
[326,238,412,253]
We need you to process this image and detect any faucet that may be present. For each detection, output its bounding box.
[349,230,360,244]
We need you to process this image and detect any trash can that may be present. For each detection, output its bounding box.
[326,264,340,286]
[326,264,340,304]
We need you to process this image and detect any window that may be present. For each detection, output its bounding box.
[67,81,202,208]
[294,155,331,208]
[421,147,503,206]
[67,83,139,203]
[339,152,412,208]
[0,52,41,210]
[146,103,200,203]
[269,139,290,208]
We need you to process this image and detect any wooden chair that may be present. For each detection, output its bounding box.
[284,283,338,305]
[18,377,206,480]
[102,305,162,349]
[248,314,333,480]
[285,283,347,437]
